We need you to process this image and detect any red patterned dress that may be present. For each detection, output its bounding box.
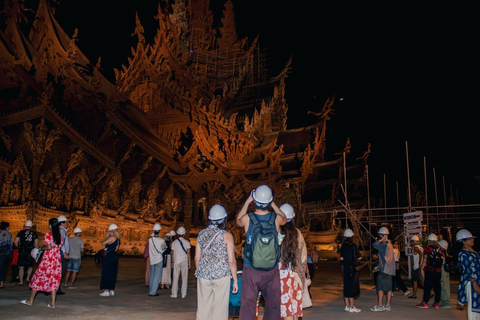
[29,233,62,292]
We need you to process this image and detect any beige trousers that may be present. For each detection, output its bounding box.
[171,260,189,297]
[196,276,231,320]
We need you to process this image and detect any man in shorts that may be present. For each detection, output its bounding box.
[409,235,424,299]
[63,227,84,289]
[371,226,395,312]
[14,220,38,286]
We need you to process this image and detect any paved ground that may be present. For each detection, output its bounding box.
[0,256,468,319]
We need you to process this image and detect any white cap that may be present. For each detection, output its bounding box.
[108,223,118,231]
[58,215,67,223]
[153,223,161,231]
[73,227,82,234]
[25,220,33,227]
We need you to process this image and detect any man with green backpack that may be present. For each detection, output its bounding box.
[236,185,287,320]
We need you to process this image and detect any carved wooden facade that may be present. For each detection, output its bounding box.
[0,0,369,252]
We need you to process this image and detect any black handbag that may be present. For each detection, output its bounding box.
[95,249,108,264]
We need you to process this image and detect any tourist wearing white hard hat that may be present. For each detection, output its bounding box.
[235,185,287,320]
[277,203,310,316]
[170,225,191,298]
[57,215,69,295]
[339,228,361,312]
[408,234,424,299]
[63,227,84,289]
[456,229,480,319]
[0,221,12,289]
[370,226,395,312]
[416,233,444,309]
[20,218,62,308]
[14,219,38,286]
[148,223,166,296]
[160,231,174,289]
[99,223,120,297]
[437,239,451,308]
[195,204,238,319]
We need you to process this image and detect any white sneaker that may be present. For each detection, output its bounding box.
[349,307,361,313]
[403,290,411,297]
[383,305,391,311]
[370,305,384,312]
[99,291,110,297]
[109,291,114,296]
[344,306,351,312]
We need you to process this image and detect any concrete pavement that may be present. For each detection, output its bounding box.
[0,257,467,319]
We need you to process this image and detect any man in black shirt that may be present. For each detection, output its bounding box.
[14,220,38,285]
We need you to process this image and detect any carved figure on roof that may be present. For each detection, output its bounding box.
[67,148,84,173]
[335,138,351,155]
[356,142,371,161]
[307,96,335,120]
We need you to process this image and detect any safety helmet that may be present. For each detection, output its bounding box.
[153,223,161,231]
[108,223,118,231]
[169,230,176,236]
[427,233,438,241]
[57,215,67,223]
[279,203,295,221]
[438,240,448,250]
[208,204,228,221]
[378,226,389,235]
[177,226,186,235]
[30,247,39,260]
[24,220,33,227]
[344,228,354,237]
[73,227,82,234]
[456,229,476,242]
[410,235,420,242]
[252,185,273,206]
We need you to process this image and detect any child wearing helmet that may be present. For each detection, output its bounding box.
[456,229,480,319]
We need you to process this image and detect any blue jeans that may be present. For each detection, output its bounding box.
[149,262,163,295]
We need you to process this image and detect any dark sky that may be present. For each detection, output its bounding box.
[54,1,480,204]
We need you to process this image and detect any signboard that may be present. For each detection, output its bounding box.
[404,221,422,234]
[403,211,423,223]
[405,245,413,256]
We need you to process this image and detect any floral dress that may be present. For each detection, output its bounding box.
[457,249,480,314]
[29,233,62,292]
[280,229,307,317]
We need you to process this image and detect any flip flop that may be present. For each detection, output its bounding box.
[47,303,56,308]
[20,300,32,306]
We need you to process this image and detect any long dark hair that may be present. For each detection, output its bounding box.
[49,218,61,246]
[280,221,299,269]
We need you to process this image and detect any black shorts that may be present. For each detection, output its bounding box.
[17,251,34,267]
[411,268,423,282]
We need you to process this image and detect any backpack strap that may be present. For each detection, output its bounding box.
[249,212,259,225]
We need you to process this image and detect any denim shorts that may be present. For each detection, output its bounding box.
[67,258,82,272]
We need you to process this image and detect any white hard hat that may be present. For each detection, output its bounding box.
[73,227,82,234]
[438,239,448,250]
[153,223,161,231]
[456,229,476,242]
[344,228,354,237]
[25,220,33,227]
[252,185,273,206]
[177,226,186,235]
[57,215,67,223]
[411,235,420,242]
[169,230,176,236]
[30,247,39,260]
[428,233,438,241]
[378,226,389,235]
[208,204,228,221]
[108,223,118,231]
[279,203,295,221]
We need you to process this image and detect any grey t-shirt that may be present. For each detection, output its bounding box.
[68,236,84,259]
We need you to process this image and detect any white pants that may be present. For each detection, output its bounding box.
[171,260,189,297]
[196,276,230,320]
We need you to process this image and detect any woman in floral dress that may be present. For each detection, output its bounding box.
[456,229,480,320]
[278,203,307,320]
[20,218,62,308]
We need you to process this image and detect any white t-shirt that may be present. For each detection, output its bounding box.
[149,236,166,266]
[171,237,191,264]
[413,244,423,270]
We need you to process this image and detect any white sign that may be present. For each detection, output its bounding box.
[403,211,423,223]
[404,221,422,234]
[405,245,413,256]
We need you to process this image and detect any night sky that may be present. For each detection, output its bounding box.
[54,1,479,204]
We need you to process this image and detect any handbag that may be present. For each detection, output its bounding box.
[95,248,108,264]
[302,278,312,308]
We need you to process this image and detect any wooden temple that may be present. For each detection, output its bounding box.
[0,0,370,255]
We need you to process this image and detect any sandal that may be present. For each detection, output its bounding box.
[20,300,32,306]
[47,303,56,308]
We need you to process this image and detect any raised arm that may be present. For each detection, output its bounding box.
[271,201,287,227]
[236,193,254,230]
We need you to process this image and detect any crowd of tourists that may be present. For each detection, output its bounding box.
[0,183,479,320]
